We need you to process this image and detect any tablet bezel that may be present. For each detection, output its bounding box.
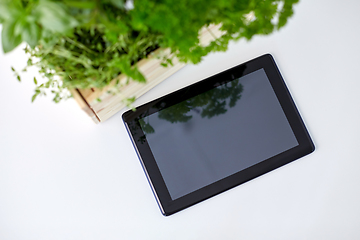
[122,54,315,216]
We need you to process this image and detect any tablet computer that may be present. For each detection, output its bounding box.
[122,54,315,216]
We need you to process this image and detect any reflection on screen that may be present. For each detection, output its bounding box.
[139,69,299,200]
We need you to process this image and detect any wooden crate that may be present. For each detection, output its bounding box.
[71,25,224,123]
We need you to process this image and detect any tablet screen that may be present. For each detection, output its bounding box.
[123,54,314,216]
[138,68,298,200]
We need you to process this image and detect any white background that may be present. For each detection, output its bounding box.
[1,0,360,239]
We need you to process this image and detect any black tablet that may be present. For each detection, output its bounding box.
[122,54,315,216]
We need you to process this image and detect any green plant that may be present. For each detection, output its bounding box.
[0,0,299,103]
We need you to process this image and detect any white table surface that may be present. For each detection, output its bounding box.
[1,0,360,239]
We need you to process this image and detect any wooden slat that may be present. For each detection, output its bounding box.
[70,89,100,123]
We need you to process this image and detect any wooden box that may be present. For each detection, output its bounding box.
[71,25,224,123]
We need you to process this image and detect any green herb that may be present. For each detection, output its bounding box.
[0,0,299,103]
